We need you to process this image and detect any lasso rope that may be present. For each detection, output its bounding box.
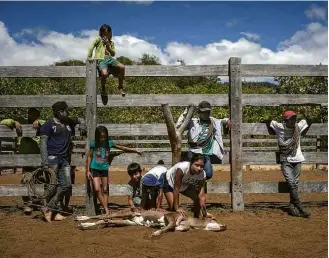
[278,124,300,156]
[25,167,58,202]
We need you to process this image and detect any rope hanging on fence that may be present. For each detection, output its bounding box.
[25,167,57,201]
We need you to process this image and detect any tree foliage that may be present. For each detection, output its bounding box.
[0,56,327,127]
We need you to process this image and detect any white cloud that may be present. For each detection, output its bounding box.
[0,18,327,68]
[305,4,327,21]
[240,32,260,41]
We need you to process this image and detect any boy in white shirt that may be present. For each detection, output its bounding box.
[269,110,310,218]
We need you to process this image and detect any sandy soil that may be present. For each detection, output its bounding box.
[0,167,327,258]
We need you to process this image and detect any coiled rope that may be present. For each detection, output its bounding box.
[25,167,58,201]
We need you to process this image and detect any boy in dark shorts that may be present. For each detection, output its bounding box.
[141,160,167,210]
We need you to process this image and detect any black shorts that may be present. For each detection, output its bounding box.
[141,184,159,209]
[91,168,108,178]
[163,173,174,193]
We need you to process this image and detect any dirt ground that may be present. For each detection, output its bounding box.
[0,166,328,258]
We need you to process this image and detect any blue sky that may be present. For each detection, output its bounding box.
[0,1,327,67]
[1,1,327,49]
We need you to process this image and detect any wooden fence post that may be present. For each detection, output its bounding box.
[85,60,98,215]
[229,57,244,212]
[316,135,320,169]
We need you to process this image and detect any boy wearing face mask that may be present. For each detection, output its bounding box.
[176,101,230,181]
[39,101,79,222]
[269,110,310,218]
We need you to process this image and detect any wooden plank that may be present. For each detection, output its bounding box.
[242,64,328,77]
[0,95,86,108]
[242,123,328,136]
[0,151,327,167]
[1,64,326,78]
[0,181,326,196]
[229,57,244,212]
[1,94,327,108]
[242,152,328,165]
[71,138,317,145]
[1,123,326,137]
[85,60,98,215]
[72,146,317,154]
[242,94,328,107]
[0,65,228,78]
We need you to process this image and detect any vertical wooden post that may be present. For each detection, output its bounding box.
[229,57,244,212]
[316,135,320,169]
[85,60,98,215]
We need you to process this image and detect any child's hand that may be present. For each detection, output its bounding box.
[14,121,22,132]
[86,171,93,180]
[226,119,231,130]
[32,120,39,130]
[137,151,143,156]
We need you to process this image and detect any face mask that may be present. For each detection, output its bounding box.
[56,110,71,124]
[199,112,210,121]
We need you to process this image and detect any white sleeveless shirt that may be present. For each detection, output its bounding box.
[166,161,206,192]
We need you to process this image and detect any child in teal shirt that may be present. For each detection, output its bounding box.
[86,126,141,215]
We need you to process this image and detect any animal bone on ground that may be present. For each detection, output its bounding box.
[77,208,227,237]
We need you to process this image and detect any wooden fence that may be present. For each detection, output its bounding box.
[0,58,327,214]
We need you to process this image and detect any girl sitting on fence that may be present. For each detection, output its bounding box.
[87,24,126,105]
[86,126,142,215]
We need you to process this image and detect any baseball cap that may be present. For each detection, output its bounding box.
[142,174,162,187]
[52,101,73,113]
[198,101,212,112]
[283,110,297,120]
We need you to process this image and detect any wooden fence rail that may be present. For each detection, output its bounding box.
[0,64,327,77]
[0,123,326,137]
[0,94,327,107]
[0,58,327,214]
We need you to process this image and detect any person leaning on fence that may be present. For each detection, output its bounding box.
[140,160,167,211]
[0,108,46,215]
[87,23,126,106]
[162,153,210,219]
[176,101,230,181]
[39,101,81,222]
[267,110,311,218]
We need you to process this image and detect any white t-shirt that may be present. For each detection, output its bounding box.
[270,119,308,163]
[143,165,167,180]
[166,161,206,192]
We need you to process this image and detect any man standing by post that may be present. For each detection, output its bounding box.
[39,101,84,222]
[176,101,230,181]
[1,108,46,215]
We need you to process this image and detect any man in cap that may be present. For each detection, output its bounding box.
[1,108,46,215]
[39,101,85,222]
[269,110,311,218]
[176,101,230,180]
